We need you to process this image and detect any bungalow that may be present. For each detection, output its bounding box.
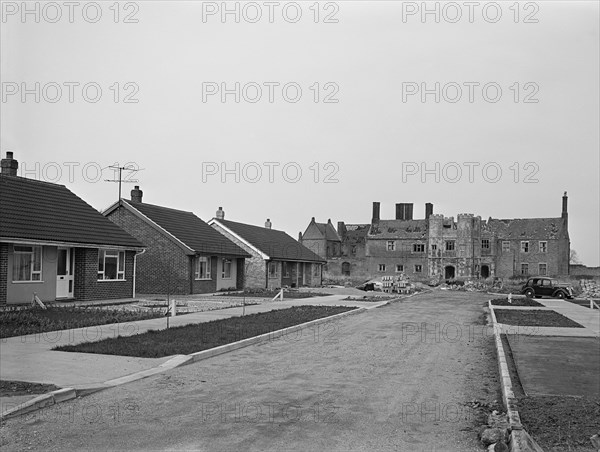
[0,152,144,304]
[103,188,250,294]
[208,208,326,289]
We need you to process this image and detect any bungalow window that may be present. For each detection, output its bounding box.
[396,264,404,272]
[413,244,425,253]
[283,262,290,277]
[539,263,547,276]
[378,264,386,272]
[13,245,42,281]
[269,262,279,278]
[539,241,547,253]
[387,241,396,251]
[195,256,211,280]
[481,239,490,250]
[414,264,422,273]
[521,263,529,275]
[221,259,232,279]
[521,241,529,253]
[445,241,455,251]
[502,241,510,252]
[98,250,125,280]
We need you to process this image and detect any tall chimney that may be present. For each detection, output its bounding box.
[130,186,143,203]
[425,203,434,219]
[337,221,346,236]
[395,203,414,220]
[265,218,272,229]
[562,191,568,224]
[216,206,225,220]
[1,151,18,176]
[298,232,302,241]
[372,202,380,223]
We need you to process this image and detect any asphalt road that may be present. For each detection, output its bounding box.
[0,291,500,452]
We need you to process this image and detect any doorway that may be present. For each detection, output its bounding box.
[481,265,490,278]
[56,247,74,299]
[444,265,455,279]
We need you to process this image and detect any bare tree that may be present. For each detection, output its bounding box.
[570,249,582,265]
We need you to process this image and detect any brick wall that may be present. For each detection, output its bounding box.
[74,248,135,301]
[107,206,191,294]
[0,243,8,305]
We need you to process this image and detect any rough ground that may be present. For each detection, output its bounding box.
[0,291,500,451]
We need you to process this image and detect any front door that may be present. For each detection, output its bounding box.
[56,247,74,299]
[444,265,455,279]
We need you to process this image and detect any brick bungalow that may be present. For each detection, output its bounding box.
[209,208,325,289]
[103,189,250,294]
[0,152,144,304]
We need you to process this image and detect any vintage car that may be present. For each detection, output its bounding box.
[521,277,574,299]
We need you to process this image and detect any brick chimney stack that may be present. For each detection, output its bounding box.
[562,191,568,224]
[265,218,272,229]
[216,206,225,220]
[130,186,143,203]
[1,151,18,176]
[372,202,380,223]
[425,203,434,219]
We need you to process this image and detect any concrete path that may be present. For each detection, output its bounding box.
[0,295,387,404]
[506,335,600,397]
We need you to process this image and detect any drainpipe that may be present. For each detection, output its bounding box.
[132,248,146,298]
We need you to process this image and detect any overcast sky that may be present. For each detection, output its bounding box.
[1,1,599,266]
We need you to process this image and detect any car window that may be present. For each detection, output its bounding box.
[542,280,551,286]
[551,280,559,286]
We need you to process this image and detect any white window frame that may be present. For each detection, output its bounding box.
[98,249,125,281]
[521,241,529,253]
[387,241,396,251]
[195,256,211,280]
[539,241,547,253]
[12,245,42,282]
[413,243,425,253]
[378,264,386,272]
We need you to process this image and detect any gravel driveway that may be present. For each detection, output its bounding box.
[0,291,500,451]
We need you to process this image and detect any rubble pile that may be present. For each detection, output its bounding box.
[579,280,600,298]
[439,280,489,292]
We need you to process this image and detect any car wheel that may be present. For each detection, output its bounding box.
[556,291,566,299]
[524,289,534,298]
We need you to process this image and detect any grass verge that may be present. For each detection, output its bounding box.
[0,307,164,339]
[494,310,584,328]
[0,380,61,397]
[217,289,332,299]
[54,305,356,358]
[490,298,544,307]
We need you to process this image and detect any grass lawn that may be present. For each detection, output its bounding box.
[494,310,584,328]
[54,305,356,358]
[217,289,332,299]
[0,380,61,397]
[0,306,164,339]
[519,396,600,452]
[490,298,544,307]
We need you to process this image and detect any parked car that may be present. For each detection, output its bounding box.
[356,280,383,292]
[520,277,574,299]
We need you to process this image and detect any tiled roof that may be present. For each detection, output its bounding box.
[368,219,429,240]
[486,218,566,240]
[216,219,325,263]
[0,175,142,248]
[343,224,370,243]
[124,200,250,257]
[315,222,341,241]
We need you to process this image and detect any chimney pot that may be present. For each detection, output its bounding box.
[1,151,18,176]
[130,186,143,203]
[265,218,272,229]
[216,206,225,220]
